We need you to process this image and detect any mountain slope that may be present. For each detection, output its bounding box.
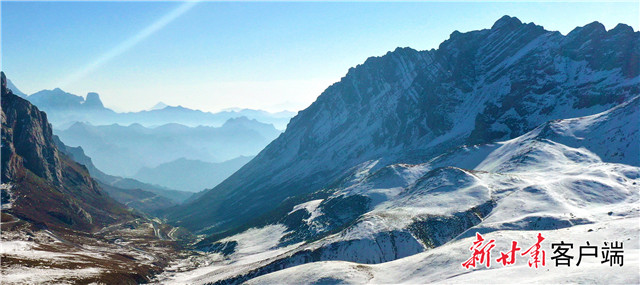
[243,97,639,284]
[156,92,639,284]
[168,16,639,235]
[134,156,253,192]
[247,218,639,284]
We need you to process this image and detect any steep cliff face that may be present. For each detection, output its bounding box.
[1,76,63,186]
[170,16,639,235]
[84,92,105,109]
[1,72,135,232]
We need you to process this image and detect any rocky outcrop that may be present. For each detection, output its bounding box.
[2,72,63,186]
[84,92,105,109]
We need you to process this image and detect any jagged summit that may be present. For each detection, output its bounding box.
[566,20,606,38]
[610,23,635,34]
[28,87,104,111]
[491,15,523,30]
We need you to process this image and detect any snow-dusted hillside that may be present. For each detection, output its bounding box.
[154,92,639,284]
[169,16,640,238]
[248,217,639,284]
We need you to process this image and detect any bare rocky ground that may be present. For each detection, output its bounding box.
[1,210,196,284]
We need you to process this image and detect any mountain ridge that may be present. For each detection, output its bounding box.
[167,16,639,236]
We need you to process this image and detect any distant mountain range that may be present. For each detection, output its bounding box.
[18,87,295,130]
[55,117,279,178]
[4,80,287,192]
[3,73,191,216]
[54,136,193,212]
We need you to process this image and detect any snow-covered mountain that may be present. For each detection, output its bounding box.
[246,218,638,284]
[168,16,639,238]
[156,92,639,285]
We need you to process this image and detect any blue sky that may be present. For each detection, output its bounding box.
[2,1,638,112]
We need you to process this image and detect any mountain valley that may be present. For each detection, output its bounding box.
[1,14,638,285]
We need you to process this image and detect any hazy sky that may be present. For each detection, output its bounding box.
[2,1,638,113]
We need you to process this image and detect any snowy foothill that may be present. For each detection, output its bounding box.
[1,183,15,210]
[0,231,104,284]
[152,224,305,284]
[247,217,639,284]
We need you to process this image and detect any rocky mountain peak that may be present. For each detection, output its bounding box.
[566,21,606,41]
[84,92,104,108]
[491,15,523,30]
[610,23,635,36]
[562,21,639,78]
[1,71,6,94]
